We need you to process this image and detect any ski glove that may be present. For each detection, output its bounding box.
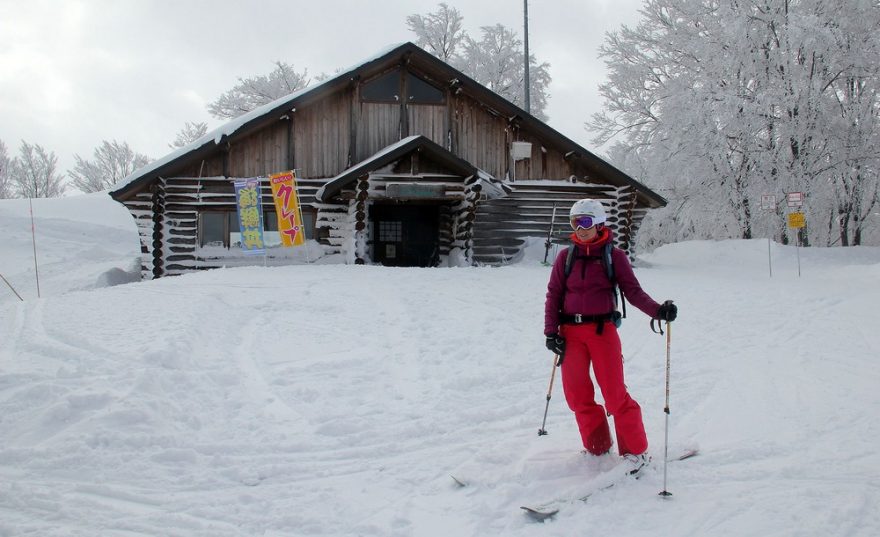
[656,300,678,322]
[545,334,565,359]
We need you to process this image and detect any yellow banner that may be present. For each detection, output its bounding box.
[787,212,805,229]
[269,170,305,247]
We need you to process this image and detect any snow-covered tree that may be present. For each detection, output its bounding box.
[407,6,552,120]
[10,141,65,198]
[0,139,12,199]
[208,62,311,120]
[457,24,552,120]
[590,0,880,248]
[170,121,208,149]
[406,3,467,62]
[68,140,152,193]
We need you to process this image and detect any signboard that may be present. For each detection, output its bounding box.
[269,170,306,247]
[234,179,266,255]
[787,212,805,229]
[761,194,777,210]
[787,192,805,207]
[386,183,445,199]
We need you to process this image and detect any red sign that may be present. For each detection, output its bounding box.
[787,192,804,207]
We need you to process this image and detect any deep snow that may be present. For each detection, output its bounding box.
[1,193,879,536]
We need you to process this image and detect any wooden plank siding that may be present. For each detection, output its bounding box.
[453,97,511,181]
[294,91,351,178]
[407,105,447,148]
[357,103,402,163]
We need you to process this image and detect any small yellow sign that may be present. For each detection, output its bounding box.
[788,212,805,229]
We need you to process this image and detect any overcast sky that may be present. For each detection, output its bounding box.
[0,0,644,179]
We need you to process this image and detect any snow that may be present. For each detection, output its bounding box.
[2,194,880,536]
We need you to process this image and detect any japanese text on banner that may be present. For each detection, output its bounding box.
[269,170,305,247]
[234,179,266,255]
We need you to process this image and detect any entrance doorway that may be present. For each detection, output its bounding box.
[370,204,440,267]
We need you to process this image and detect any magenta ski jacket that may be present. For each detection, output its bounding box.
[544,233,662,336]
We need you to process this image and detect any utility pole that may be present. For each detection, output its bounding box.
[523,0,531,114]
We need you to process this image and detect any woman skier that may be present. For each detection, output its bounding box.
[544,198,677,473]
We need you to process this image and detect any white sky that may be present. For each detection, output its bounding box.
[0,0,644,177]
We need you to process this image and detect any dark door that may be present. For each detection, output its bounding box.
[371,204,440,267]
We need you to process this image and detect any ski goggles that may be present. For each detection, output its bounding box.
[571,215,597,230]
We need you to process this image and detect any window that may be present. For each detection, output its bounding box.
[407,73,444,104]
[201,210,315,248]
[200,212,227,247]
[360,69,445,105]
[361,69,401,103]
[379,221,403,242]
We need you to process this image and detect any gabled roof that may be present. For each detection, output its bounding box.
[316,135,507,202]
[109,42,665,208]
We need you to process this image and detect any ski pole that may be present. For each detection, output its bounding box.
[659,321,673,497]
[538,354,560,436]
[1,273,24,301]
[543,203,557,264]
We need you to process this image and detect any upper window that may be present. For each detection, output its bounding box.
[406,73,444,104]
[360,69,444,105]
[361,70,401,102]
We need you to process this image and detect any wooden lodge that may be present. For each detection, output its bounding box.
[109,42,666,279]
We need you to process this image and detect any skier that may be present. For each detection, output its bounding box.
[544,199,677,473]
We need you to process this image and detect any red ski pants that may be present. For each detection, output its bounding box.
[559,322,647,456]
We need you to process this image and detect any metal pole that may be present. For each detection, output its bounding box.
[768,237,772,278]
[523,0,530,114]
[538,354,560,436]
[1,273,24,301]
[29,198,41,298]
[659,322,673,497]
[543,203,557,265]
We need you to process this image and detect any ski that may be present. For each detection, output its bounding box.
[520,448,698,521]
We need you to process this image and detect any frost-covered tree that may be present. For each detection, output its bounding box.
[590,0,880,248]
[208,62,311,119]
[406,2,467,62]
[458,24,551,120]
[407,6,552,120]
[68,140,152,193]
[0,139,12,199]
[10,141,65,198]
[170,121,208,149]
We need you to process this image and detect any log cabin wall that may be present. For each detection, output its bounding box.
[472,181,639,265]
[121,174,325,276]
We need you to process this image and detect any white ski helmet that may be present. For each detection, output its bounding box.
[569,198,607,225]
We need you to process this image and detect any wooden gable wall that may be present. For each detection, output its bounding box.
[158,65,588,185]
